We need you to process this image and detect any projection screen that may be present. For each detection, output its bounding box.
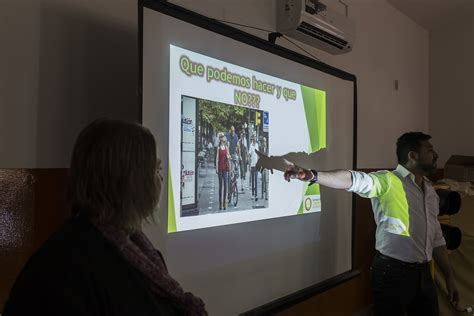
[140,1,357,314]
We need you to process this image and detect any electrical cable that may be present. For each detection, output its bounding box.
[213,18,323,63]
[280,34,322,62]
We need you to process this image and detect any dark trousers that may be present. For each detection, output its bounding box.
[240,155,247,180]
[371,252,439,316]
[251,167,258,197]
[261,170,268,199]
[214,146,218,165]
[218,171,228,207]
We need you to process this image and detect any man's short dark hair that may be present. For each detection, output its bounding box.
[396,132,432,165]
[70,119,161,232]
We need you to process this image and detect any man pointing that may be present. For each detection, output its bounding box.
[257,132,459,316]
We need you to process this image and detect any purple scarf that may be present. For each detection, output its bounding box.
[96,224,207,316]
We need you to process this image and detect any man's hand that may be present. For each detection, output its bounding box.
[433,245,459,308]
[283,159,313,182]
[446,276,459,307]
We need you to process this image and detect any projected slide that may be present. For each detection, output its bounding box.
[168,45,326,233]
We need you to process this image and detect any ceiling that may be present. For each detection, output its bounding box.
[387,0,474,30]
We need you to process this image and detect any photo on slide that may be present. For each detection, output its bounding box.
[180,95,269,217]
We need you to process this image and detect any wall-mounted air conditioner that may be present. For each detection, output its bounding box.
[277,0,355,55]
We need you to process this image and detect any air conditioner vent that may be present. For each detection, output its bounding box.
[297,21,348,49]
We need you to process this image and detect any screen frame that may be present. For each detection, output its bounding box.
[138,0,359,313]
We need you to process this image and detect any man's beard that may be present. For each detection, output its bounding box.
[417,159,437,174]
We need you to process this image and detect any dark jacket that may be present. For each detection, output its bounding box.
[3,217,179,316]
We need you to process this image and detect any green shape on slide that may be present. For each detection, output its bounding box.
[168,162,177,233]
[306,183,321,195]
[300,86,326,153]
[297,201,304,215]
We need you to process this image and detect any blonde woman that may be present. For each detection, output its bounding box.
[4,119,207,316]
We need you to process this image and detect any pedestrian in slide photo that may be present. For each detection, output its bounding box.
[226,126,240,202]
[249,135,259,202]
[215,132,230,210]
[239,130,248,190]
[260,136,268,200]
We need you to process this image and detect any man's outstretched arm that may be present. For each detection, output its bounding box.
[255,151,387,198]
[283,165,353,190]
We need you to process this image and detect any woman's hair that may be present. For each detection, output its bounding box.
[218,132,227,144]
[70,119,161,232]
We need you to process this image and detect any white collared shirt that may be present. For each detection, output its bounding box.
[347,165,446,263]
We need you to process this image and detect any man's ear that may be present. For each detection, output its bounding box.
[408,151,418,163]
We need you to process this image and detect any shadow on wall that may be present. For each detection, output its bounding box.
[36,1,140,167]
